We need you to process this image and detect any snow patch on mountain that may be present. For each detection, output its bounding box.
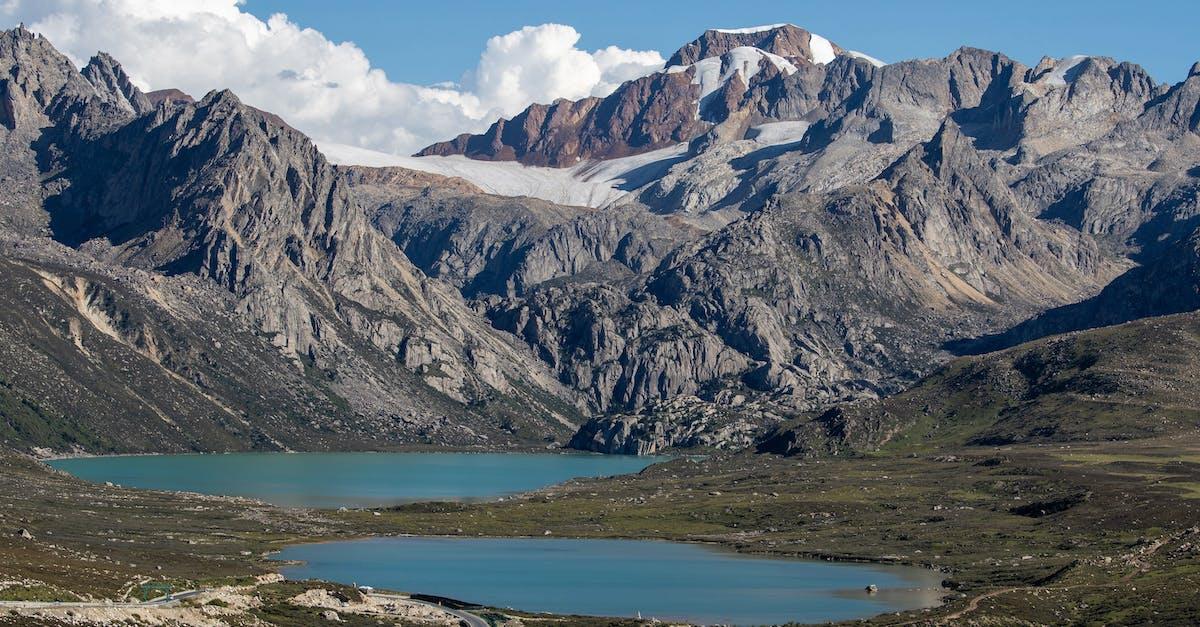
[320,141,689,208]
[710,24,792,34]
[1042,55,1090,86]
[747,121,811,146]
[808,33,836,65]
[669,46,798,100]
[846,50,886,67]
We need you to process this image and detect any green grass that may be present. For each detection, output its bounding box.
[0,375,107,452]
[1161,481,1200,499]
[1054,452,1200,465]
[0,585,80,603]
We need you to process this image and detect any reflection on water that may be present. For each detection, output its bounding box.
[276,536,944,625]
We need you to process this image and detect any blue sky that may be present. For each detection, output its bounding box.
[244,0,1200,85]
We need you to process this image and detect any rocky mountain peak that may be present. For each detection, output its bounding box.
[146,88,196,107]
[1025,55,1133,90]
[1190,61,1200,78]
[416,25,848,167]
[195,87,243,111]
[1120,62,1200,137]
[2,22,36,44]
[667,24,843,67]
[1,25,78,80]
[82,51,152,115]
[186,87,297,133]
[1,26,122,134]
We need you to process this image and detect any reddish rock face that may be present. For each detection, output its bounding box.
[418,70,709,167]
[666,25,842,67]
[145,88,194,106]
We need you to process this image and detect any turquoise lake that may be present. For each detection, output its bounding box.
[47,452,669,507]
[276,537,944,625]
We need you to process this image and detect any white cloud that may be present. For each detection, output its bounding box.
[1,0,665,155]
[592,46,671,95]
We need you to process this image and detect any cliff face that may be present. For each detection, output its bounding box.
[418,70,708,167]
[758,311,1200,457]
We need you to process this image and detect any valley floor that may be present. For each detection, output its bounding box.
[2,434,1200,625]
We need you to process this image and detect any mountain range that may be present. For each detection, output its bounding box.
[1,23,1197,455]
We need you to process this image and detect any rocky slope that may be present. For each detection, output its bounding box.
[417,69,708,166]
[0,244,353,452]
[757,311,1200,457]
[955,230,1200,354]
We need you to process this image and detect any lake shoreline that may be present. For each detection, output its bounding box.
[272,535,947,625]
[45,449,957,621]
[45,450,673,508]
[273,529,952,573]
[33,443,603,461]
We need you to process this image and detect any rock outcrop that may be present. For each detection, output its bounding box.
[418,70,707,166]
[758,311,1200,456]
[569,395,779,455]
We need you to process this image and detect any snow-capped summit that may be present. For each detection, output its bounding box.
[710,24,793,35]
[415,24,888,177]
[667,23,852,67]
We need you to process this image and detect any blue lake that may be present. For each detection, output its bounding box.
[47,452,669,508]
[276,537,944,625]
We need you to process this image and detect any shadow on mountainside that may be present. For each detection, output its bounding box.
[947,228,1200,355]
